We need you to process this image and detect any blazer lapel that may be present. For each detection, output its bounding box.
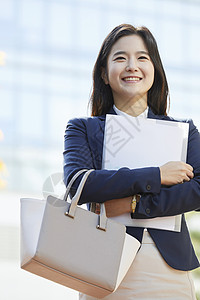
[98,106,117,131]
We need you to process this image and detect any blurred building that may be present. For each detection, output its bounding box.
[1,0,200,193]
[0,0,200,299]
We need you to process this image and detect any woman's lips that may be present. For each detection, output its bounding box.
[122,76,142,82]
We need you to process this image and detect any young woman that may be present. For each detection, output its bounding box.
[63,24,200,299]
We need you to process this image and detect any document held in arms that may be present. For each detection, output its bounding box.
[102,114,189,232]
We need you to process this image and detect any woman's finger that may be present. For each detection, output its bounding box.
[186,170,194,179]
[185,163,193,172]
[183,175,191,182]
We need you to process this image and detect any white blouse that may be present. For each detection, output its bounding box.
[113,104,148,119]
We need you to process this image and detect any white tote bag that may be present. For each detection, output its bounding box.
[21,169,141,299]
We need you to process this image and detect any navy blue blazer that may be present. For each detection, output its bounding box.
[63,107,200,271]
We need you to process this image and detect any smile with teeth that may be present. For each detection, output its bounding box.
[123,77,142,82]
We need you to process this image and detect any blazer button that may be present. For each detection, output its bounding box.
[146,184,151,191]
[146,208,151,214]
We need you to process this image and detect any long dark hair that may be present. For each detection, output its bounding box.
[90,24,169,116]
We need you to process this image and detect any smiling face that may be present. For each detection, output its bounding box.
[103,34,155,111]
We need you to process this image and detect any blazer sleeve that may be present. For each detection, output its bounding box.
[63,117,161,204]
[133,119,200,218]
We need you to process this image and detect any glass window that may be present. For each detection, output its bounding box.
[48,2,72,48]
[158,20,183,65]
[187,23,200,66]
[159,0,182,18]
[0,65,14,85]
[17,92,44,141]
[0,0,14,20]
[19,0,44,29]
[20,67,45,90]
[45,72,74,95]
[0,89,14,120]
[48,94,89,145]
[77,6,101,51]
[181,1,200,21]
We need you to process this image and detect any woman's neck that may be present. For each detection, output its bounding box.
[114,98,147,117]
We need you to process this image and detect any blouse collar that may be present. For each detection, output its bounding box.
[113,104,148,118]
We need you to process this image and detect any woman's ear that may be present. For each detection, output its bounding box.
[101,68,109,85]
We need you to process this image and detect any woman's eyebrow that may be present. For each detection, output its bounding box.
[112,50,149,57]
[112,51,127,57]
[136,50,149,55]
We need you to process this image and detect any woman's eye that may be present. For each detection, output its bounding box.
[138,56,149,60]
[114,56,126,61]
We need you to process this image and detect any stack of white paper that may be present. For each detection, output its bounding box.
[102,114,189,232]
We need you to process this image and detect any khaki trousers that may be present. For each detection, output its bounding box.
[79,231,197,300]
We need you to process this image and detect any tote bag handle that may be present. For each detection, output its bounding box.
[64,169,107,231]
[63,169,89,202]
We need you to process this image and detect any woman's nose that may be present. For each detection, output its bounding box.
[125,59,138,72]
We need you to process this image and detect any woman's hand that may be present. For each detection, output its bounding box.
[95,197,132,218]
[159,161,194,186]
